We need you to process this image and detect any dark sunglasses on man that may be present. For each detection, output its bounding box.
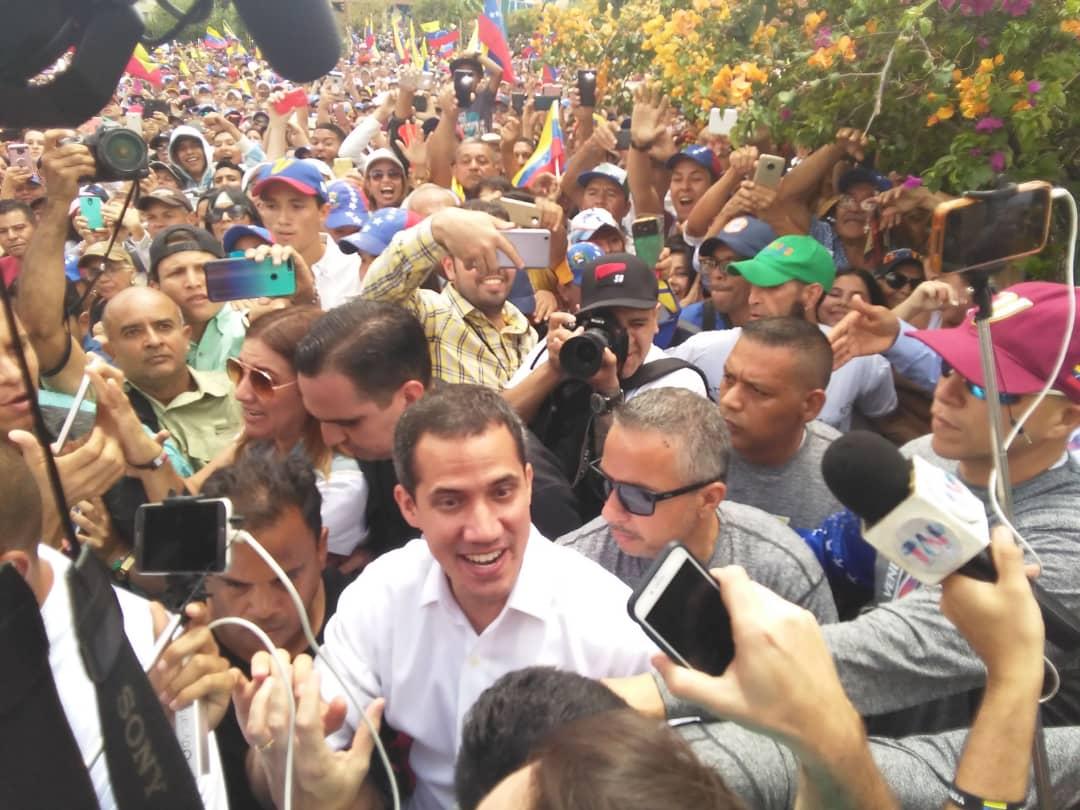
[207,204,253,224]
[590,460,719,517]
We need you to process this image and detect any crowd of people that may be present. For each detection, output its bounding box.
[1,25,1079,810]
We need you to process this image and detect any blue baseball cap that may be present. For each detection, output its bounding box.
[251,158,329,202]
[339,208,422,257]
[566,242,605,286]
[222,224,273,255]
[698,216,778,263]
[838,166,891,194]
[577,162,628,193]
[325,180,370,231]
[569,208,622,245]
[666,145,720,179]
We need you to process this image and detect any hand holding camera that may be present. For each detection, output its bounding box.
[40,130,98,207]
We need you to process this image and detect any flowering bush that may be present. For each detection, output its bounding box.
[533,0,1080,194]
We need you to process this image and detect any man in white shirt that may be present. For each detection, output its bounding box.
[235,384,657,810]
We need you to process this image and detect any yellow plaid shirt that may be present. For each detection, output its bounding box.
[359,219,537,387]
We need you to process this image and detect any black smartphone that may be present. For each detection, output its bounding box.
[413,94,429,113]
[577,69,597,107]
[627,542,734,675]
[453,69,476,109]
[533,94,555,112]
[615,129,632,151]
[134,498,232,575]
[511,92,526,116]
[144,98,170,118]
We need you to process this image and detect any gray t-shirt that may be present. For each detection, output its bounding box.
[825,435,1080,729]
[724,420,844,532]
[556,500,837,624]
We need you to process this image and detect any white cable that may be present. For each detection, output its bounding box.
[206,617,296,810]
[232,529,402,810]
[985,186,1077,568]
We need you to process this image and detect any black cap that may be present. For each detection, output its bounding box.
[837,166,889,194]
[149,225,224,276]
[577,253,658,315]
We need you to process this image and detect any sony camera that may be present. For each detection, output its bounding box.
[62,124,149,183]
[561,310,629,380]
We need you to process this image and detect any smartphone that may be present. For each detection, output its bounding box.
[6,143,31,171]
[134,498,231,575]
[500,197,542,228]
[453,70,476,109]
[273,87,309,116]
[627,542,734,676]
[204,256,297,301]
[413,93,429,113]
[928,180,1052,275]
[39,386,96,451]
[533,95,555,112]
[79,195,105,231]
[752,154,785,189]
[125,111,143,137]
[497,228,551,270]
[542,84,562,97]
[631,216,664,270]
[511,92,526,116]
[615,129,632,151]
[577,69,597,107]
[332,102,351,130]
[709,107,738,136]
[333,157,354,178]
[144,99,170,118]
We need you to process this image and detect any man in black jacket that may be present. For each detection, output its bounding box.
[294,300,582,567]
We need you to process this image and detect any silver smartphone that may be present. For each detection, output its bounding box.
[497,228,552,270]
[752,154,785,189]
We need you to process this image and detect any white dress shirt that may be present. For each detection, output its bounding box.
[38,545,228,810]
[318,527,658,810]
[312,232,363,310]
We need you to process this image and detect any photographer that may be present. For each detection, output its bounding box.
[504,253,707,518]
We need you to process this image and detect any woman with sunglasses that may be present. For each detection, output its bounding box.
[195,305,369,564]
[203,185,262,244]
[873,249,926,308]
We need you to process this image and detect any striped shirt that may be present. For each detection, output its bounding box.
[359,219,537,387]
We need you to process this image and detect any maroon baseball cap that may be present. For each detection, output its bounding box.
[911,282,1080,403]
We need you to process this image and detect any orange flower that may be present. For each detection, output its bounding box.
[952,68,963,82]
[1009,70,1025,83]
[865,18,878,33]
[836,34,856,61]
[926,114,940,127]
[803,10,826,38]
[926,91,939,101]
[993,53,1004,66]
[808,46,835,69]
[934,104,955,120]
[1012,98,1032,112]
[1063,19,1080,38]
[976,58,995,75]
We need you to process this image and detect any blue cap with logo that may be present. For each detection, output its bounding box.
[222,225,273,255]
[666,144,721,179]
[251,158,329,202]
[325,180,370,231]
[339,208,422,257]
[577,162,628,193]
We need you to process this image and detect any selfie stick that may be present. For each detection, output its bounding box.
[957,183,1079,810]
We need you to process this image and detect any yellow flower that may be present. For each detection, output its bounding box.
[1009,70,1025,83]
[1063,19,1080,38]
[808,46,835,69]
[926,114,940,127]
[926,91,938,101]
[836,34,856,61]
[803,10,826,38]
[1012,98,1032,112]
[865,18,878,34]
[976,58,995,75]
[934,104,955,120]
[994,53,1004,66]
[952,68,963,82]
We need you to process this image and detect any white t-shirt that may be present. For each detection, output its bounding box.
[667,324,897,431]
[312,233,363,311]
[38,545,228,810]
[317,453,370,555]
[506,341,708,400]
[316,528,657,810]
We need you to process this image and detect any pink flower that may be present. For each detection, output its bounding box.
[975,116,1004,133]
[1000,0,1032,15]
[977,36,990,48]
[989,151,1006,173]
[969,148,983,157]
[813,26,832,48]
[902,175,923,189]
[780,108,792,121]
[938,0,957,9]
[1027,80,1042,94]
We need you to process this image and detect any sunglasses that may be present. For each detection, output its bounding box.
[941,361,1022,405]
[879,270,922,291]
[226,357,297,400]
[591,461,718,517]
[368,169,403,182]
[698,257,733,275]
[207,205,251,223]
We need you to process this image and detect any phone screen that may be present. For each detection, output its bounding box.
[454,70,476,108]
[939,188,1051,274]
[637,554,734,675]
[577,70,597,107]
[135,500,227,574]
[79,196,105,231]
[204,257,297,301]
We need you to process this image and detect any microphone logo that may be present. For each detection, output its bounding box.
[898,520,965,575]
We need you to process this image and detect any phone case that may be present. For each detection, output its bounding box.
[496,228,551,270]
[79,196,104,231]
[752,155,785,189]
[204,257,297,301]
[397,122,419,149]
[632,217,664,270]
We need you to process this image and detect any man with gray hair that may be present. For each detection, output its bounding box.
[557,387,837,623]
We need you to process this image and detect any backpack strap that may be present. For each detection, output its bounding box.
[621,357,712,401]
[701,299,716,331]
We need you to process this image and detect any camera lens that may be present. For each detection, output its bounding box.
[561,331,607,379]
[97,128,149,176]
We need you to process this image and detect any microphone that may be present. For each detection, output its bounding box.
[821,431,1080,652]
[230,0,341,82]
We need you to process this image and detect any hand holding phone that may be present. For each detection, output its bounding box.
[272,87,309,117]
[79,196,105,232]
[751,154,785,190]
[204,256,297,301]
[631,216,664,270]
[453,70,477,109]
[135,497,232,575]
[6,143,32,171]
[496,228,551,270]
[577,69,597,108]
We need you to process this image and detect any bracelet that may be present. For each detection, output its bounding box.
[130,448,168,471]
[630,139,654,152]
[947,784,1024,810]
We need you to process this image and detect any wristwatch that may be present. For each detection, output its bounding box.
[590,389,624,416]
[130,449,168,471]
[111,553,136,582]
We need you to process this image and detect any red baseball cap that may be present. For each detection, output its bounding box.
[911,282,1080,403]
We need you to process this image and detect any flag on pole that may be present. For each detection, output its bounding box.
[420,20,441,33]
[542,65,558,84]
[204,26,228,49]
[391,14,408,63]
[409,19,425,69]
[478,0,515,83]
[465,20,480,53]
[427,29,460,56]
[513,103,565,187]
[125,44,163,87]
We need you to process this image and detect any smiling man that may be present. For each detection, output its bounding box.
[235,384,656,810]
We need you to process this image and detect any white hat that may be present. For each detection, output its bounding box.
[363,148,405,174]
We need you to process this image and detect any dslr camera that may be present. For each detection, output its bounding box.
[61,124,149,183]
[560,310,629,380]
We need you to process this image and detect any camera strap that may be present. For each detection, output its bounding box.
[0,563,98,809]
[67,547,203,810]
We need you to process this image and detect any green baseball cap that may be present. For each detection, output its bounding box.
[730,235,836,289]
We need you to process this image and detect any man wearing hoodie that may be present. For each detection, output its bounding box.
[169,124,264,197]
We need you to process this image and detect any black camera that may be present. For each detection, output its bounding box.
[62,125,150,183]
[561,311,629,380]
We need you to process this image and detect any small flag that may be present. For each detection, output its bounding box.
[478,0,514,83]
[204,26,228,50]
[420,20,441,33]
[542,65,558,84]
[125,44,163,87]
[513,102,565,187]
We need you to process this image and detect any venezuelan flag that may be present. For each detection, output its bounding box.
[420,20,441,33]
[125,44,163,87]
[542,65,558,84]
[478,0,514,83]
[204,26,228,50]
[513,103,565,188]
